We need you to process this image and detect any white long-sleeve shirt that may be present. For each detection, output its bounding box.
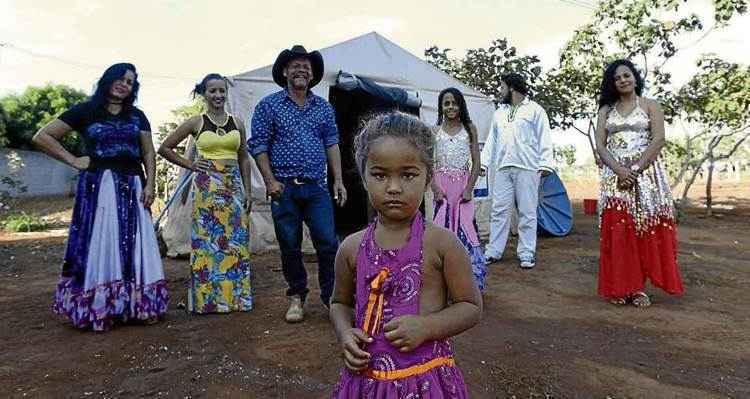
[480,98,554,172]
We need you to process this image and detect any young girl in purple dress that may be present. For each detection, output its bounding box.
[330,112,482,398]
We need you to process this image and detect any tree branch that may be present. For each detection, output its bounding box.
[715,130,750,160]
[658,22,718,71]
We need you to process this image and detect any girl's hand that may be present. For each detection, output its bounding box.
[191,159,211,173]
[432,186,445,203]
[71,156,91,171]
[141,184,155,208]
[244,192,253,213]
[461,187,473,203]
[340,328,372,371]
[383,315,429,352]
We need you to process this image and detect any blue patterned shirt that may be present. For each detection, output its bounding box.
[248,90,338,181]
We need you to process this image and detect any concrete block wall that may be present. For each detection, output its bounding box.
[1,149,77,197]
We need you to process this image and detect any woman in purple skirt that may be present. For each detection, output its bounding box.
[330,112,482,398]
[33,63,168,331]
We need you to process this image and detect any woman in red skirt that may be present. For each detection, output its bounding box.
[594,59,684,307]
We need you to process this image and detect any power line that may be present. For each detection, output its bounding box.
[561,0,596,10]
[1,42,195,81]
[556,0,597,10]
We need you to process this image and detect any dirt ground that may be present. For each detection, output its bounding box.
[1,178,748,398]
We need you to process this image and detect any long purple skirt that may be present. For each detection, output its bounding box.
[433,169,486,290]
[53,168,168,331]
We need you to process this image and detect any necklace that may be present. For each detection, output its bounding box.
[441,121,463,137]
[206,112,229,135]
[507,103,521,122]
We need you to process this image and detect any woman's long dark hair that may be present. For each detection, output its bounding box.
[437,87,473,138]
[598,59,645,109]
[90,63,140,110]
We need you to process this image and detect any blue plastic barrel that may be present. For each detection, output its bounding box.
[537,172,573,236]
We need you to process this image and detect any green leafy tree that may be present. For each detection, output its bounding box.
[425,0,746,214]
[1,84,87,154]
[553,0,746,212]
[425,37,604,164]
[425,39,544,107]
[673,56,750,214]
[536,0,718,163]
[424,39,590,161]
[553,144,577,167]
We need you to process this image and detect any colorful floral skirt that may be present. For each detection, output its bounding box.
[189,161,252,313]
[598,161,684,298]
[433,169,486,291]
[54,168,168,331]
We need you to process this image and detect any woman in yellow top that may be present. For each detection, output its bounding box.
[158,73,253,313]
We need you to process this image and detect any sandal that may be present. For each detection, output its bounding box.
[630,291,651,308]
[609,297,629,306]
[485,257,501,265]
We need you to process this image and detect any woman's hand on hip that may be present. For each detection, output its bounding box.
[191,159,212,173]
[71,156,91,171]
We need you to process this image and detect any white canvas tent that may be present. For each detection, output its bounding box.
[161,31,496,256]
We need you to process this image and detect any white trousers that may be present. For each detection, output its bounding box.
[485,167,540,261]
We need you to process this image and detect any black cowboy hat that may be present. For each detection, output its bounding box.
[272,45,324,88]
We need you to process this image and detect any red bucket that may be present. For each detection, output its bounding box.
[583,199,598,215]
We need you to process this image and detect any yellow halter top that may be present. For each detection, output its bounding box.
[195,113,241,160]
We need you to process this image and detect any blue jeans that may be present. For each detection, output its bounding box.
[270,180,338,305]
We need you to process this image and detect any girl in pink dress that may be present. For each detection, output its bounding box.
[432,88,486,290]
[330,112,482,398]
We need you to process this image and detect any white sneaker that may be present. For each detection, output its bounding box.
[520,259,536,269]
[285,295,305,323]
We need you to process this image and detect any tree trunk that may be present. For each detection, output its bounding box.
[670,135,694,190]
[705,155,714,216]
[681,164,702,202]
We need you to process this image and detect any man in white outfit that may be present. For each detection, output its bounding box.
[481,73,553,269]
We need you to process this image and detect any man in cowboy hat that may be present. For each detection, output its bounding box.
[248,45,347,323]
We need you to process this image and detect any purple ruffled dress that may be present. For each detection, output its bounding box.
[332,213,468,398]
[52,102,168,331]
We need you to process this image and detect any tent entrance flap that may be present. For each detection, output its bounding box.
[335,71,422,109]
[328,73,420,237]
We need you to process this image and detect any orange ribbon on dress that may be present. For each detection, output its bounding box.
[364,356,455,380]
[362,268,389,336]
[360,268,456,380]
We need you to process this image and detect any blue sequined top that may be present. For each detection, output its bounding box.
[59,101,151,161]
